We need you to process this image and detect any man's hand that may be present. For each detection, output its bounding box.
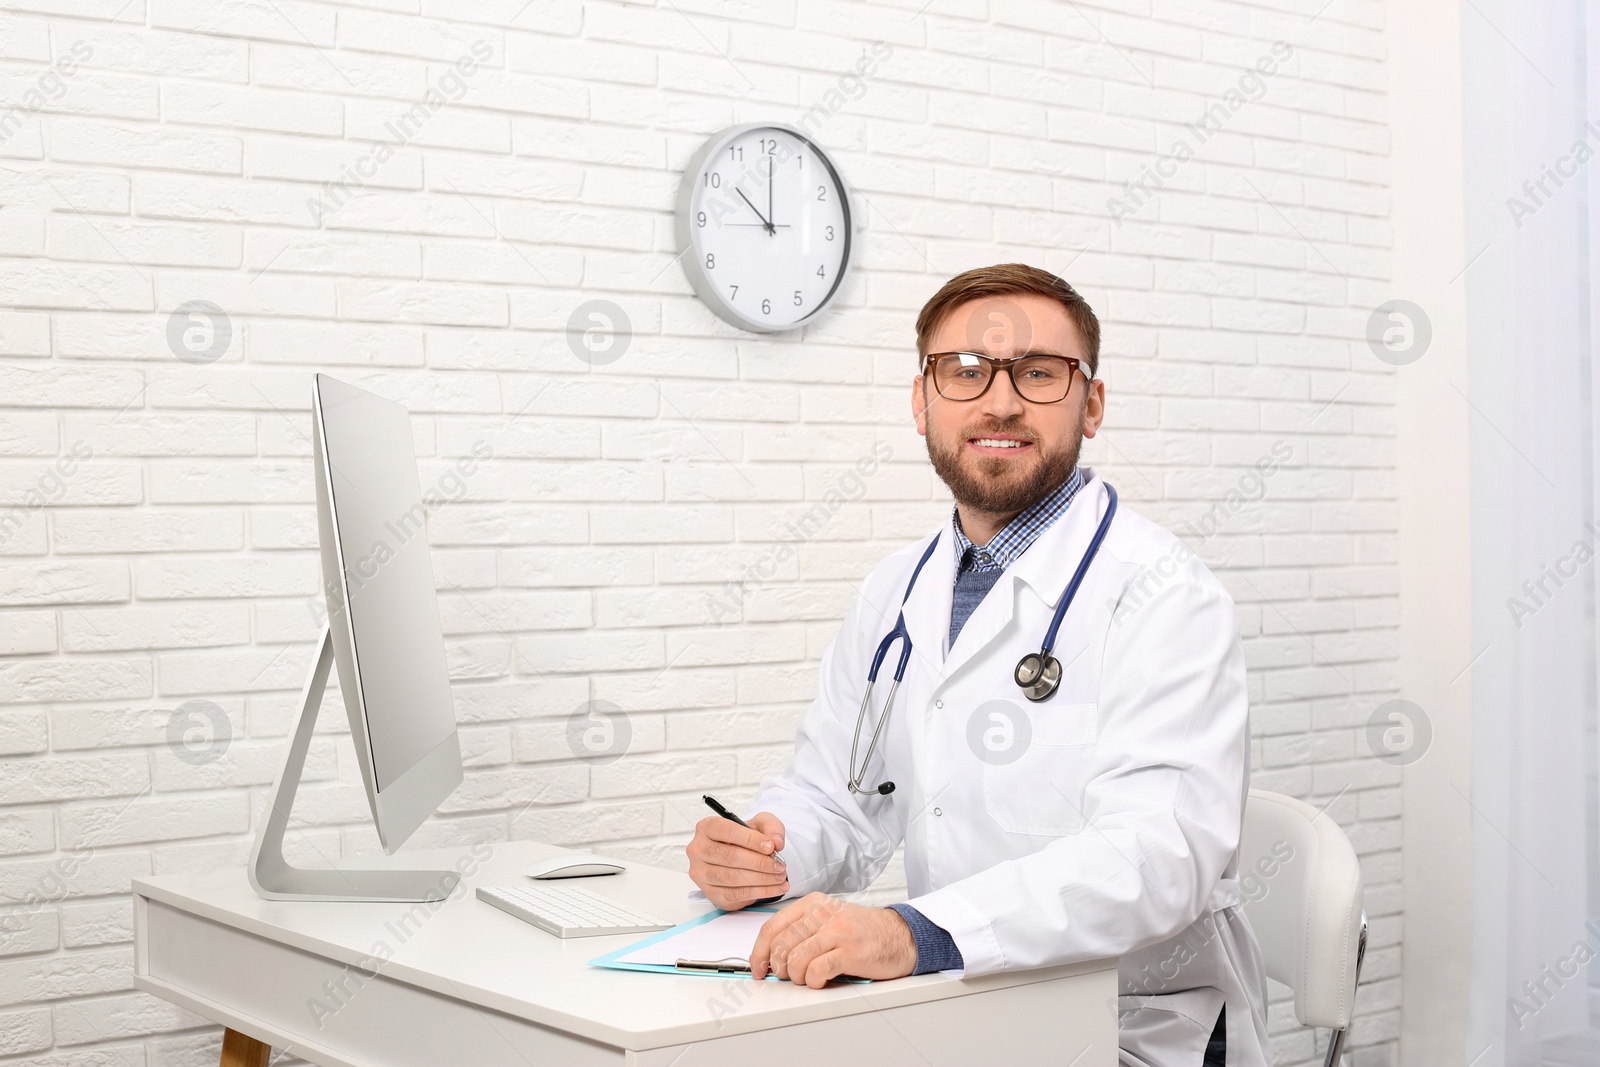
[686,811,789,910]
[749,893,918,988]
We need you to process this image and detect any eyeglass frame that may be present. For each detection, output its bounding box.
[920,350,1096,405]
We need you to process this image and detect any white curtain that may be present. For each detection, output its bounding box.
[1462,1,1600,1063]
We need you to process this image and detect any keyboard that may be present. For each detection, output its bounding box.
[476,883,673,938]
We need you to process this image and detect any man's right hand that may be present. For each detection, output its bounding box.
[686,811,789,910]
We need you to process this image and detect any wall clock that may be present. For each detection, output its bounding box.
[674,122,855,334]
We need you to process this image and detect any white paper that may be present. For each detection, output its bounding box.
[614,910,774,967]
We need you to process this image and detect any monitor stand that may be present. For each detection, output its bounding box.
[248,626,461,902]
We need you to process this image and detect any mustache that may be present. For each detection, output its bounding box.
[960,420,1039,442]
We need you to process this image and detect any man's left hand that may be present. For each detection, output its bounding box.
[748,893,918,987]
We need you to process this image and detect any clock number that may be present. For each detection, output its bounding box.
[817,185,826,200]
[727,145,742,161]
[793,290,803,306]
[705,253,715,269]
[825,225,834,241]
[729,285,738,299]
[704,172,721,188]
[758,138,778,154]
[761,298,771,314]
[817,264,826,277]
[696,211,706,227]
[796,154,803,169]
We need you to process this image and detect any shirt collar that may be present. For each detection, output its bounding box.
[951,467,1086,573]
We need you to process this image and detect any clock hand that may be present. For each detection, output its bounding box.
[735,188,775,236]
[767,154,774,233]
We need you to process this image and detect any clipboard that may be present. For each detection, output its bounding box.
[588,908,871,983]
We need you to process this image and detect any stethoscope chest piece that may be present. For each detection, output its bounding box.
[1014,651,1062,703]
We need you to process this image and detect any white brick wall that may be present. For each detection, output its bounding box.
[0,1,1399,1064]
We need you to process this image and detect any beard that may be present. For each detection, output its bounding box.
[925,416,1083,515]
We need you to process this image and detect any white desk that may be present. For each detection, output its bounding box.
[133,841,1119,1067]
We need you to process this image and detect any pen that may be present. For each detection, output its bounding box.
[702,793,787,867]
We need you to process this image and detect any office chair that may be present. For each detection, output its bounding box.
[1238,789,1368,1067]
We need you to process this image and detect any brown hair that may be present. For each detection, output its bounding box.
[914,263,1101,375]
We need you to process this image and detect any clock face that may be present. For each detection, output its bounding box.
[675,124,853,333]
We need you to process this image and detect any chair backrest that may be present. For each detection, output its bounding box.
[1237,789,1365,1030]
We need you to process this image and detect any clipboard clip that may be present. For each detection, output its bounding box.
[675,956,752,973]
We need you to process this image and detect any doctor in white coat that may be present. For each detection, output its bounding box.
[687,263,1271,1067]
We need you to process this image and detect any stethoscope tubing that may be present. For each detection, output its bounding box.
[1039,484,1118,657]
[848,533,942,795]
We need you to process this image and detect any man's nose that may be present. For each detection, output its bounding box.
[977,364,1028,419]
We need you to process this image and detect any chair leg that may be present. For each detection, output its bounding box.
[1322,1027,1348,1067]
[219,1028,270,1067]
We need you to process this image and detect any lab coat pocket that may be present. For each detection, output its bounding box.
[975,699,1097,837]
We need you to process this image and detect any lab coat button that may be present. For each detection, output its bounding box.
[935,700,944,709]
[933,807,942,816]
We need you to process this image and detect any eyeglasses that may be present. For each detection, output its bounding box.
[922,351,1093,404]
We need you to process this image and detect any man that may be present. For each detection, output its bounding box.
[686,264,1270,1066]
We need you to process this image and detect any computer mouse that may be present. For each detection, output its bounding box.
[524,853,627,879]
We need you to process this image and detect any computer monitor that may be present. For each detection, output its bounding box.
[249,374,465,902]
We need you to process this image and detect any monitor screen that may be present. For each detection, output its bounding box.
[315,375,458,797]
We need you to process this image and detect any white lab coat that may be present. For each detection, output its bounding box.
[751,469,1272,1067]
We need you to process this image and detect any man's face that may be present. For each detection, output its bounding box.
[911,292,1105,516]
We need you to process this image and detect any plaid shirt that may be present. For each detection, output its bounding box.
[950,466,1086,574]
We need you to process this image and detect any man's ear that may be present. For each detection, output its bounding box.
[911,375,930,436]
[1080,379,1106,439]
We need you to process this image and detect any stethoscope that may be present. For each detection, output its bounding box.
[846,484,1119,797]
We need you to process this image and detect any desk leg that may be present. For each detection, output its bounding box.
[219,1028,270,1067]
